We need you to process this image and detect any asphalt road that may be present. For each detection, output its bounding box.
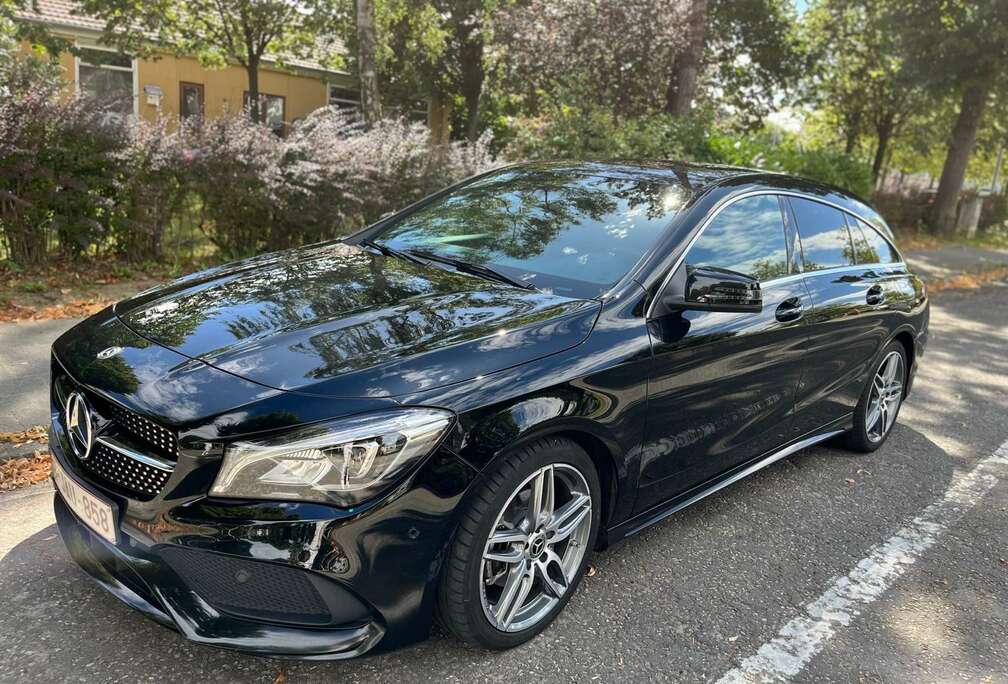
[1,284,1007,683]
[0,318,70,433]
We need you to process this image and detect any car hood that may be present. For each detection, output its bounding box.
[114,242,601,398]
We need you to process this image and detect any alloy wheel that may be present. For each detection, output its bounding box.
[865,350,904,443]
[479,463,593,633]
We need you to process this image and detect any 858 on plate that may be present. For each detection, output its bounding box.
[51,458,118,544]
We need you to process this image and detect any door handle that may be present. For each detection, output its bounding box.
[775,297,803,322]
[866,285,885,306]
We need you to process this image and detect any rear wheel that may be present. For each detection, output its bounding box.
[844,341,907,452]
[437,436,600,649]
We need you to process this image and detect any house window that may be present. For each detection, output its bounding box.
[328,85,359,111]
[76,47,135,116]
[244,91,285,135]
[180,82,204,120]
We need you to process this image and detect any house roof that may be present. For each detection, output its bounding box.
[17,0,349,76]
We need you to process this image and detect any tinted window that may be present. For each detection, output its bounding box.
[789,198,855,271]
[850,216,899,264]
[377,169,690,298]
[686,195,789,281]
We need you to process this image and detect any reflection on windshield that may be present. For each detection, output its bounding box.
[376,168,688,297]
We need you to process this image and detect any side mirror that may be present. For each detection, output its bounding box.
[662,265,762,314]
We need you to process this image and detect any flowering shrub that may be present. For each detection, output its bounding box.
[180,112,286,259]
[185,107,497,258]
[0,54,126,265]
[0,64,498,266]
[112,116,188,261]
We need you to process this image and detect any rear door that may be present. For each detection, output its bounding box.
[637,194,811,513]
[787,196,901,436]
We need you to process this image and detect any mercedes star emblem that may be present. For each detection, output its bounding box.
[96,346,124,360]
[64,392,94,460]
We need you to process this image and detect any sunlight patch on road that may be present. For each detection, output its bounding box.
[0,484,56,561]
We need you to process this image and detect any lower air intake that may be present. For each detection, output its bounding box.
[159,546,333,625]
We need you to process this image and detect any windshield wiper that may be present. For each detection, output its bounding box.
[362,239,428,267]
[407,249,538,291]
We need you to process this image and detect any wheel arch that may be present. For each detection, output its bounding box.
[889,327,917,396]
[455,402,630,547]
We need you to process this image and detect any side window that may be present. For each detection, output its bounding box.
[850,216,900,264]
[789,197,855,271]
[686,195,789,281]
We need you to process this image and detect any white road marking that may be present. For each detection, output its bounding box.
[717,439,1008,684]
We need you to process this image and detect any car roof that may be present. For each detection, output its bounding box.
[504,160,892,239]
[505,160,766,194]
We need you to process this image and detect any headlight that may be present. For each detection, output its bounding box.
[210,408,453,506]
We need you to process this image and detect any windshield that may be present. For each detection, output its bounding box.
[375,168,689,298]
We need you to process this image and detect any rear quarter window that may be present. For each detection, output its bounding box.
[849,216,900,264]
[788,197,855,271]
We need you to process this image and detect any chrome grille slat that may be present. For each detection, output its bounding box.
[106,403,179,459]
[83,441,172,500]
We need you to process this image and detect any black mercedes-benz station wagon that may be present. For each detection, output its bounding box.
[49,162,928,658]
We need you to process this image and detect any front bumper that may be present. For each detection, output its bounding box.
[54,493,383,658]
[51,439,476,659]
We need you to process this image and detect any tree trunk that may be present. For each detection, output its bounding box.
[871,114,894,184]
[428,88,451,144]
[356,0,382,125]
[246,55,261,123]
[458,31,484,141]
[930,83,989,236]
[665,0,708,116]
[845,128,858,155]
[844,109,862,154]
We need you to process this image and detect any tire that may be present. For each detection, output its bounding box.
[844,340,908,453]
[437,436,601,650]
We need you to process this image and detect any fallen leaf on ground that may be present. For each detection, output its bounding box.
[927,267,1008,293]
[0,426,48,445]
[0,452,52,491]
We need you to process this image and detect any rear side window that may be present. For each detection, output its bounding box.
[849,216,900,264]
[789,197,855,271]
[686,195,789,281]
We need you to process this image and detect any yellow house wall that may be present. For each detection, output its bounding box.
[135,55,335,124]
[21,37,355,128]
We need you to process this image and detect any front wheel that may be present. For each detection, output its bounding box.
[437,436,600,649]
[844,340,908,453]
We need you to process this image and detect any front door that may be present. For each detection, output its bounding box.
[636,194,810,514]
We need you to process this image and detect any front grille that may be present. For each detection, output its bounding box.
[160,546,333,625]
[82,441,172,501]
[104,401,179,460]
[52,355,178,500]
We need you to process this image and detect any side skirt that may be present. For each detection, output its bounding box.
[605,428,846,544]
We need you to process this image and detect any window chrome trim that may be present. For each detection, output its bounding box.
[645,189,903,318]
[759,262,908,290]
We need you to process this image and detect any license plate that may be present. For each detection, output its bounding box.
[51,458,118,544]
